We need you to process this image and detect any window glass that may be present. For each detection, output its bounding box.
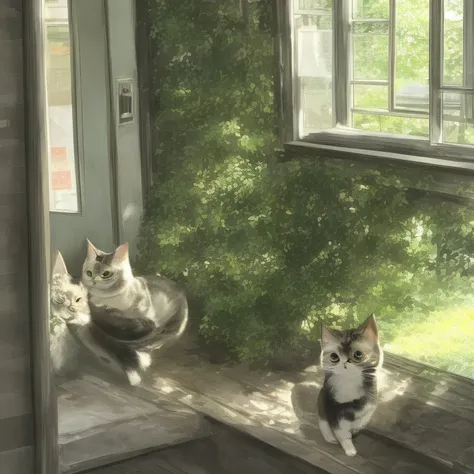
[443,0,464,86]
[45,1,80,213]
[393,0,430,112]
[352,0,432,135]
[353,0,389,18]
[293,0,333,136]
[353,22,389,81]
[442,92,474,145]
[293,0,473,147]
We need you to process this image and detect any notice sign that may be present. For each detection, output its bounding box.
[51,146,72,191]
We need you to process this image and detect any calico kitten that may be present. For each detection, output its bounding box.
[318,314,383,457]
[51,250,151,385]
[82,240,188,353]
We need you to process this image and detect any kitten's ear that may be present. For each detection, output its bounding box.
[86,239,100,260]
[112,242,129,263]
[321,325,339,347]
[52,250,68,276]
[359,313,379,344]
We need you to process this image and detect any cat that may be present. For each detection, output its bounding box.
[317,314,383,457]
[81,240,188,354]
[50,251,89,377]
[50,250,151,385]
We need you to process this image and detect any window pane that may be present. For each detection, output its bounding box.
[353,22,389,80]
[353,84,388,109]
[394,0,430,111]
[395,84,429,112]
[45,6,80,213]
[296,0,330,10]
[353,0,389,19]
[443,0,464,86]
[353,112,429,137]
[442,92,474,145]
[293,2,333,135]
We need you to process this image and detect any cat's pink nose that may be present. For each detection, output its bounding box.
[68,306,77,313]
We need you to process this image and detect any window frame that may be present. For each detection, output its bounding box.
[279,0,474,171]
[44,5,84,215]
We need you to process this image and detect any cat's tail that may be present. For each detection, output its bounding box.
[131,297,189,352]
[67,322,150,386]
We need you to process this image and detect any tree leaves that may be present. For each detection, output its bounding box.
[138,0,474,373]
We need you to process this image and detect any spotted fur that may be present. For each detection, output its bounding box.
[318,314,383,457]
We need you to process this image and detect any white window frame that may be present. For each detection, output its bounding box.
[279,0,474,169]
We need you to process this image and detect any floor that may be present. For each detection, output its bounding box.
[57,333,474,474]
[133,339,472,474]
[85,423,324,474]
[57,374,212,473]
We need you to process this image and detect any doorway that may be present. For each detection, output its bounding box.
[43,0,158,471]
[45,0,143,277]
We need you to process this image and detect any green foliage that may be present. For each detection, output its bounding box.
[352,0,467,142]
[140,0,474,377]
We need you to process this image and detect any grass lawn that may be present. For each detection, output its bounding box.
[384,306,474,379]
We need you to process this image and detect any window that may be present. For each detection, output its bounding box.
[288,0,474,158]
[44,2,81,213]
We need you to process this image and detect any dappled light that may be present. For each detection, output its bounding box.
[40,0,474,472]
[133,0,474,469]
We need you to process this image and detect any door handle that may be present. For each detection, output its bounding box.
[117,78,134,125]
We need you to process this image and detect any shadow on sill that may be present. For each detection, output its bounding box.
[124,337,474,474]
[59,332,474,474]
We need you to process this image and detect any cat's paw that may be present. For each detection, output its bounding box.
[69,313,90,326]
[126,370,142,386]
[137,351,152,370]
[344,446,357,457]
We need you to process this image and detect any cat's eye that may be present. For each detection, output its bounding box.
[86,270,93,277]
[329,353,340,363]
[75,297,82,303]
[101,271,113,279]
[53,297,65,304]
[353,350,363,361]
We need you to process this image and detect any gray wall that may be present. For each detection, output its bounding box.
[0,1,34,473]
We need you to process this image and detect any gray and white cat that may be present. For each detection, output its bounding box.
[82,240,188,355]
[50,250,151,385]
[50,251,89,376]
[318,314,383,457]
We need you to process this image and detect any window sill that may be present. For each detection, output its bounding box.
[127,342,474,474]
[284,129,474,173]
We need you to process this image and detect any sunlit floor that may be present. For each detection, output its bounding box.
[58,333,474,474]
[57,373,212,473]
[86,422,326,474]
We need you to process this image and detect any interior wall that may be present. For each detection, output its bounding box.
[0,1,34,473]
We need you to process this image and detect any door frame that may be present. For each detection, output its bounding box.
[135,0,153,201]
[24,0,58,472]
[24,0,149,472]
[49,0,121,276]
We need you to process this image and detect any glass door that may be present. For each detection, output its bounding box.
[45,0,117,276]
